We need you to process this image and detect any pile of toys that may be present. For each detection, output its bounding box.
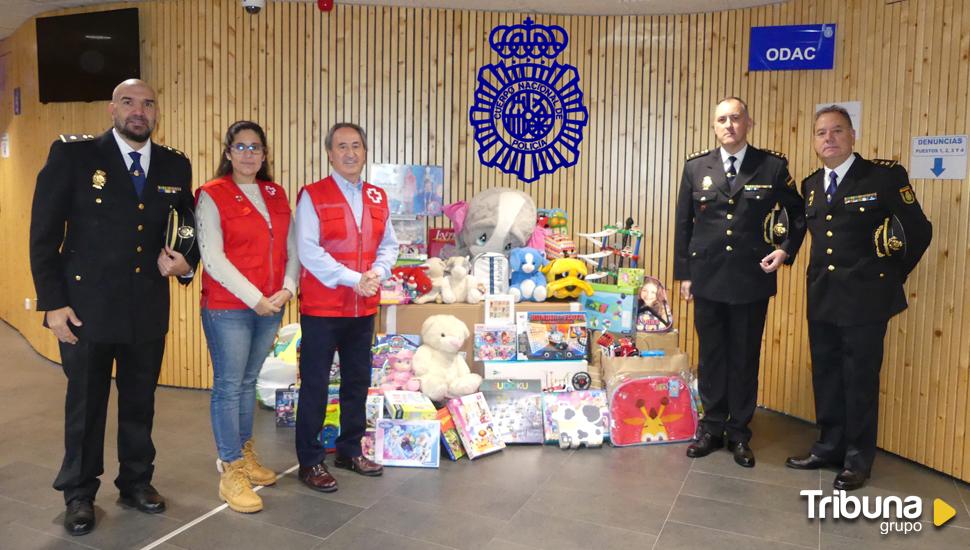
[262,186,700,468]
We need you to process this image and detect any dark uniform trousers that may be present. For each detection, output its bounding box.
[295,314,375,466]
[55,336,165,503]
[807,321,887,474]
[694,297,769,443]
[29,130,197,504]
[673,145,806,444]
[801,154,932,476]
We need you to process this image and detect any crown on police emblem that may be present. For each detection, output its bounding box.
[488,18,568,59]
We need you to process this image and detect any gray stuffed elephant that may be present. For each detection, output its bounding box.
[442,187,538,257]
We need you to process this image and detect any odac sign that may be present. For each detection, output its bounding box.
[749,24,836,71]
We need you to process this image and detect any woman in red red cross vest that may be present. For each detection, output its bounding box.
[196,121,299,513]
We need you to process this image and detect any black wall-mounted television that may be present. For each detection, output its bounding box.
[36,8,141,103]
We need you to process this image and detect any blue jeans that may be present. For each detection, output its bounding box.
[202,308,283,462]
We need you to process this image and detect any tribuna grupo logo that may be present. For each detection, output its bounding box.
[801,490,958,536]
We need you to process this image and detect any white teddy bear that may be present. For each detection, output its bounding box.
[442,256,485,304]
[412,314,483,401]
[413,257,450,304]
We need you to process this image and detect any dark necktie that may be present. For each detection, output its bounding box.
[129,151,146,198]
[826,171,838,203]
[726,155,738,192]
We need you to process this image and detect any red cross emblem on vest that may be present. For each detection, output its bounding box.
[366,187,383,204]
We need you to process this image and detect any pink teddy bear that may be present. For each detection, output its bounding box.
[380,349,421,392]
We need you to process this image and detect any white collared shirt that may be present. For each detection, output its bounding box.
[823,154,856,191]
[112,128,152,174]
[720,144,748,174]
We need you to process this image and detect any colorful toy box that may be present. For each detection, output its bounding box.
[541,390,609,449]
[374,419,441,468]
[473,324,518,361]
[519,312,589,361]
[608,372,698,446]
[580,283,637,334]
[383,390,437,420]
[446,392,506,459]
[479,379,544,444]
[436,407,466,460]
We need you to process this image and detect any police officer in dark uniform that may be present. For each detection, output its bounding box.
[674,96,806,467]
[785,105,931,491]
[29,79,198,536]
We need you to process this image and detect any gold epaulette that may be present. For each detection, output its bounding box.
[59,134,95,143]
[160,144,186,157]
[763,148,787,160]
[872,158,899,168]
[685,149,711,161]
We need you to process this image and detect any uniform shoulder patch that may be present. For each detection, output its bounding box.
[763,148,787,160]
[785,174,797,188]
[872,158,898,168]
[59,134,96,143]
[685,148,711,161]
[899,184,916,204]
[160,144,187,157]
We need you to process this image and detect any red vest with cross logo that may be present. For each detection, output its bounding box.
[299,176,388,317]
[196,176,291,310]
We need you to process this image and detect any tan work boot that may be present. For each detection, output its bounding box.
[219,459,263,513]
[242,440,277,486]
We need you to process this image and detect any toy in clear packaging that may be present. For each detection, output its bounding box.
[371,334,421,386]
[374,419,441,468]
[392,218,429,261]
[370,164,444,216]
[275,386,298,427]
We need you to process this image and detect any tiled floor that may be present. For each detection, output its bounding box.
[0,321,967,550]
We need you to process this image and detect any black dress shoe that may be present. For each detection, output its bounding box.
[833,469,868,491]
[728,441,755,468]
[686,433,724,458]
[118,483,166,514]
[785,453,832,470]
[64,499,95,536]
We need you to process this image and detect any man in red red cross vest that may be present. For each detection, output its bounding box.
[294,123,399,492]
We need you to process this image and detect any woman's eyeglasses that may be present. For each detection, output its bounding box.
[230,143,264,154]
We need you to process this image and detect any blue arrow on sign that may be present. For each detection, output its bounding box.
[931,157,946,176]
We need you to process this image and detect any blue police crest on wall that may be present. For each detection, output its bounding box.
[469,18,589,183]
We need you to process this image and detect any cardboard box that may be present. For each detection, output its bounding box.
[589,329,683,376]
[600,352,689,385]
[378,302,581,376]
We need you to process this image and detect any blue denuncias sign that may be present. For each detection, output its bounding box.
[749,24,836,71]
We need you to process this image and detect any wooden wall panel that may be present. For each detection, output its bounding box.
[1,0,969,481]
